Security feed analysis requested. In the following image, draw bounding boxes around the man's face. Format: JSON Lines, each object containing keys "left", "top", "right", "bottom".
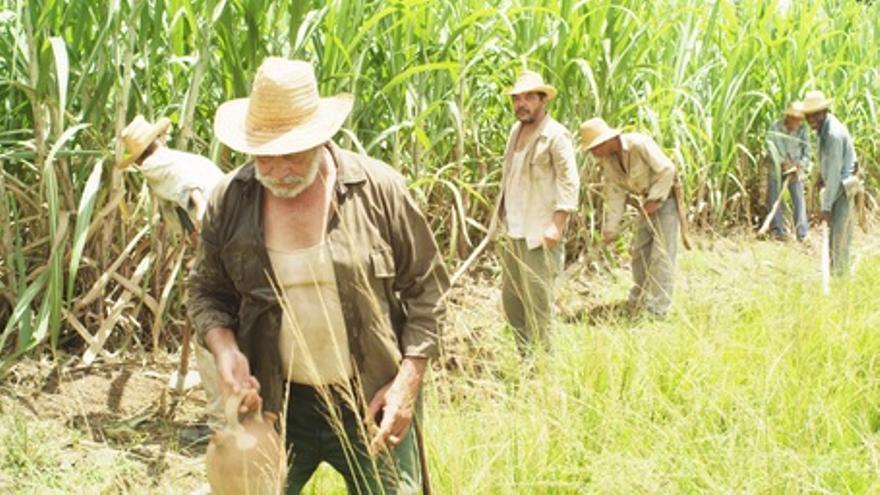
{"left": 254, "top": 146, "right": 322, "bottom": 199}
{"left": 511, "top": 92, "right": 546, "bottom": 123}
{"left": 589, "top": 137, "right": 617, "bottom": 158}
{"left": 783, "top": 115, "right": 803, "bottom": 132}
{"left": 805, "top": 110, "right": 826, "bottom": 131}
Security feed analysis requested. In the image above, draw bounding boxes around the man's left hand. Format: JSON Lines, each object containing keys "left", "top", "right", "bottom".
{"left": 367, "top": 357, "right": 426, "bottom": 453}
{"left": 642, "top": 199, "right": 661, "bottom": 216}
{"left": 819, "top": 211, "right": 831, "bottom": 224}
{"left": 542, "top": 223, "right": 562, "bottom": 250}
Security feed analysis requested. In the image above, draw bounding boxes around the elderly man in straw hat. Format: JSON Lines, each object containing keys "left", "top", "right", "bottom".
{"left": 580, "top": 118, "right": 679, "bottom": 318}
{"left": 765, "top": 102, "right": 812, "bottom": 241}
{"left": 799, "top": 90, "right": 858, "bottom": 276}
{"left": 119, "top": 115, "right": 225, "bottom": 442}
{"left": 187, "top": 57, "right": 448, "bottom": 494}
{"left": 493, "top": 68, "right": 579, "bottom": 354}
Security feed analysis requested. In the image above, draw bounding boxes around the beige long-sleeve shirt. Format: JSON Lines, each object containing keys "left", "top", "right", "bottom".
{"left": 600, "top": 133, "right": 675, "bottom": 236}
{"left": 499, "top": 114, "right": 579, "bottom": 249}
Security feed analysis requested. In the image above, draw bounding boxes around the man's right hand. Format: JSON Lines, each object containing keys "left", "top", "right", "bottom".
{"left": 602, "top": 230, "right": 618, "bottom": 245}
{"left": 206, "top": 327, "right": 261, "bottom": 414}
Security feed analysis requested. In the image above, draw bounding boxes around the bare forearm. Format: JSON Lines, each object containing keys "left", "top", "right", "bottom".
{"left": 204, "top": 326, "right": 238, "bottom": 356}
{"left": 393, "top": 356, "right": 428, "bottom": 400}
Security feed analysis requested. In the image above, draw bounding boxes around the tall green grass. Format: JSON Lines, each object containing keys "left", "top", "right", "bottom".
{"left": 414, "top": 237, "right": 880, "bottom": 494}
{"left": 1, "top": 1, "right": 878, "bottom": 365}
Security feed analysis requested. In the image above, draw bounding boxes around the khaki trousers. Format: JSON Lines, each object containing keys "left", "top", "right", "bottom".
{"left": 629, "top": 197, "right": 678, "bottom": 316}
{"left": 499, "top": 237, "right": 563, "bottom": 353}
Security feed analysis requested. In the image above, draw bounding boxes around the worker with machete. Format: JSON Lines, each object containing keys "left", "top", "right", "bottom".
{"left": 799, "top": 90, "right": 858, "bottom": 278}
{"left": 763, "top": 103, "right": 811, "bottom": 241}
{"left": 580, "top": 117, "right": 687, "bottom": 318}
{"left": 119, "top": 115, "right": 225, "bottom": 444}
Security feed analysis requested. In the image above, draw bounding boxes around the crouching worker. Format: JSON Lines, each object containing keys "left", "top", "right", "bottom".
{"left": 580, "top": 117, "right": 680, "bottom": 318}
{"left": 119, "top": 115, "right": 225, "bottom": 443}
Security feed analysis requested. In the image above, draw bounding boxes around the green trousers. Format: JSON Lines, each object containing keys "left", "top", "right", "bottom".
{"left": 499, "top": 237, "right": 564, "bottom": 353}
{"left": 285, "top": 383, "right": 421, "bottom": 494}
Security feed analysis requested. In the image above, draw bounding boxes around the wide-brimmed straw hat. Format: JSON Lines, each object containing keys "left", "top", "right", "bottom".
{"left": 798, "top": 90, "right": 834, "bottom": 114}
{"left": 783, "top": 102, "right": 804, "bottom": 118}
{"left": 504, "top": 70, "right": 557, "bottom": 101}
{"left": 579, "top": 117, "right": 621, "bottom": 151}
{"left": 214, "top": 57, "right": 353, "bottom": 155}
{"left": 119, "top": 115, "right": 171, "bottom": 167}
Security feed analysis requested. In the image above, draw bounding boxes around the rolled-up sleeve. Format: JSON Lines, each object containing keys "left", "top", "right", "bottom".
{"left": 387, "top": 178, "right": 449, "bottom": 359}
{"left": 186, "top": 182, "right": 240, "bottom": 345}
{"left": 641, "top": 138, "right": 676, "bottom": 202}
{"left": 550, "top": 130, "right": 580, "bottom": 212}
{"left": 141, "top": 163, "right": 192, "bottom": 210}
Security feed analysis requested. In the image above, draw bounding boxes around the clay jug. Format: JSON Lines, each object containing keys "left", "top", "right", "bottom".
{"left": 206, "top": 392, "right": 287, "bottom": 494}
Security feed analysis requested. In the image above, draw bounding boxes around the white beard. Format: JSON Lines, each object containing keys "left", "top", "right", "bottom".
{"left": 255, "top": 153, "right": 321, "bottom": 199}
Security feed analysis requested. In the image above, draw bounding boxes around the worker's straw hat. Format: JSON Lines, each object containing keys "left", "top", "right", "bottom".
{"left": 798, "top": 90, "right": 834, "bottom": 114}
{"left": 119, "top": 115, "right": 171, "bottom": 167}
{"left": 504, "top": 70, "right": 557, "bottom": 101}
{"left": 579, "top": 117, "right": 621, "bottom": 151}
{"left": 214, "top": 57, "right": 353, "bottom": 155}
{"left": 783, "top": 102, "right": 804, "bottom": 118}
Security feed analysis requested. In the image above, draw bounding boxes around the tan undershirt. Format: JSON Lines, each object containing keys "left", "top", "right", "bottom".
{"left": 268, "top": 242, "right": 353, "bottom": 385}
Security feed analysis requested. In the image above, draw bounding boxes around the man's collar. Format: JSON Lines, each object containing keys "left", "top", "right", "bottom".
{"left": 327, "top": 141, "right": 366, "bottom": 188}
{"left": 533, "top": 112, "right": 552, "bottom": 137}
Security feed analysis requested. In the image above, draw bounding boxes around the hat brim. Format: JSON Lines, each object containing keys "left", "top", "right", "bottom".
{"left": 214, "top": 94, "right": 354, "bottom": 155}
{"left": 800, "top": 98, "right": 834, "bottom": 114}
{"left": 580, "top": 128, "right": 621, "bottom": 151}
{"left": 118, "top": 118, "right": 171, "bottom": 168}
{"left": 504, "top": 84, "right": 558, "bottom": 101}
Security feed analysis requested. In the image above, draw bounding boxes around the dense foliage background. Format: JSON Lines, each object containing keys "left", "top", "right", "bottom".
{"left": 1, "top": 0, "right": 878, "bottom": 365}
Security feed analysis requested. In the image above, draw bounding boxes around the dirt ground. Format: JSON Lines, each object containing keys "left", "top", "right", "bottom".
{"left": 0, "top": 275, "right": 518, "bottom": 494}
{"left": 0, "top": 355, "right": 211, "bottom": 493}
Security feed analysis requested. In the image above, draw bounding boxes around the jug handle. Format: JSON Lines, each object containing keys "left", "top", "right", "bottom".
{"left": 224, "top": 389, "right": 264, "bottom": 429}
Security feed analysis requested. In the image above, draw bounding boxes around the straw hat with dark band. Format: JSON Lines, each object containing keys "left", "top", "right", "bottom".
{"left": 798, "top": 90, "right": 834, "bottom": 114}
{"left": 119, "top": 115, "right": 171, "bottom": 167}
{"left": 504, "top": 70, "right": 557, "bottom": 101}
{"left": 783, "top": 102, "right": 804, "bottom": 118}
{"left": 579, "top": 117, "right": 621, "bottom": 151}
{"left": 214, "top": 57, "right": 353, "bottom": 156}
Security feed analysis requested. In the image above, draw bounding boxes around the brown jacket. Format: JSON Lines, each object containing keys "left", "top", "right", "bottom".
{"left": 186, "top": 142, "right": 449, "bottom": 413}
